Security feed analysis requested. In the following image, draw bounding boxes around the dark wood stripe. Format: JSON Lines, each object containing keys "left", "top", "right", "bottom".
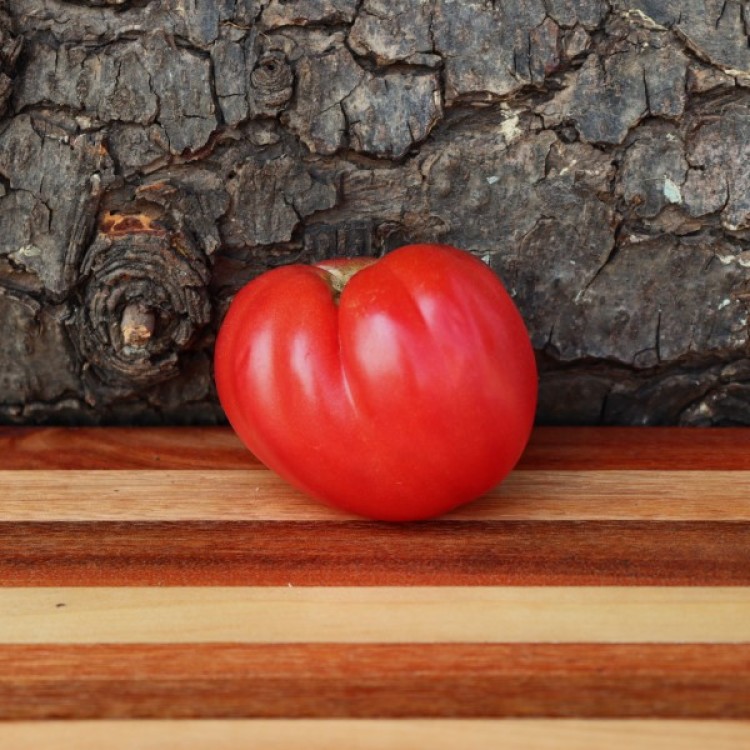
{"left": 2, "top": 521, "right": 748, "bottom": 586}
{"left": 3, "top": 427, "right": 750, "bottom": 470}
{"left": 0, "top": 427, "right": 259, "bottom": 470}
{"left": 1, "top": 643, "right": 748, "bottom": 719}
{"left": 519, "top": 427, "right": 750, "bottom": 471}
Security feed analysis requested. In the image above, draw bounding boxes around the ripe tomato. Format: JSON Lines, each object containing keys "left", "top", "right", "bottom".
{"left": 214, "top": 243, "right": 537, "bottom": 521}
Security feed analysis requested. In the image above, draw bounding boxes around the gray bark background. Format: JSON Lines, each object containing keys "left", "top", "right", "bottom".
{"left": 1, "top": 0, "right": 749, "bottom": 425}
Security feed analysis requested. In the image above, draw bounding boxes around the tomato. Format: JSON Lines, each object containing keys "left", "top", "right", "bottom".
{"left": 214, "top": 243, "right": 537, "bottom": 521}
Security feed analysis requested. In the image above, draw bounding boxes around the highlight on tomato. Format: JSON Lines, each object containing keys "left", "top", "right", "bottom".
{"left": 214, "top": 243, "right": 538, "bottom": 521}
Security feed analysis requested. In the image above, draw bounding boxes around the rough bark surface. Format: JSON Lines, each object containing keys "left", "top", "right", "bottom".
{"left": 2, "top": 0, "right": 750, "bottom": 425}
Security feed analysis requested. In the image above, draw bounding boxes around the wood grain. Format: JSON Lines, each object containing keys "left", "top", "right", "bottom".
{"left": 1, "top": 644, "right": 749, "bottom": 719}
{"left": 3, "top": 469, "right": 750, "bottom": 521}
{"left": 518, "top": 427, "right": 750, "bottom": 471}
{"left": 2, "top": 521, "right": 749, "bottom": 586}
{"left": 3, "top": 426, "right": 750, "bottom": 471}
{"left": 1, "top": 426, "right": 748, "bottom": 736}
{"left": 1, "top": 720, "right": 749, "bottom": 750}
{"left": 1, "top": 587, "right": 749, "bottom": 644}
{"left": 0, "top": 427, "right": 259, "bottom": 470}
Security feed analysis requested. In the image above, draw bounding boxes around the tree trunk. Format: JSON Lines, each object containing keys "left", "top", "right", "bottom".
{"left": 1, "top": 0, "right": 749, "bottom": 425}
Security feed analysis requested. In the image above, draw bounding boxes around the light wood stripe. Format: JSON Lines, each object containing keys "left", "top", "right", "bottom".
{"left": 3, "top": 469, "right": 750, "bottom": 521}
{"left": 1, "top": 720, "right": 749, "bottom": 750}
{"left": 1, "top": 587, "right": 749, "bottom": 644}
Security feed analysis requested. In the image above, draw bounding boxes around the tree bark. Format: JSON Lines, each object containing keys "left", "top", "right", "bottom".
{"left": 1, "top": 0, "right": 750, "bottom": 425}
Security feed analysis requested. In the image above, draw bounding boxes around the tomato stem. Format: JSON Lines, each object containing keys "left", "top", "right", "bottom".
{"left": 316, "top": 257, "right": 377, "bottom": 302}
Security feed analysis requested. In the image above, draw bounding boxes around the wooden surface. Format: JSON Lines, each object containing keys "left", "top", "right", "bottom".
{"left": 1, "top": 427, "right": 749, "bottom": 747}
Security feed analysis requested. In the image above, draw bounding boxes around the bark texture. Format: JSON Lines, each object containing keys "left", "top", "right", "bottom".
{"left": 1, "top": 0, "right": 750, "bottom": 425}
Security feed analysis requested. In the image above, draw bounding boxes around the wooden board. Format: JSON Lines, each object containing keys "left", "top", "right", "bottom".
{"left": 1, "top": 427, "right": 749, "bottom": 748}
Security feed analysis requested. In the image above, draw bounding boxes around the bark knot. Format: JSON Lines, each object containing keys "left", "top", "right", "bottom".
{"left": 71, "top": 186, "right": 212, "bottom": 403}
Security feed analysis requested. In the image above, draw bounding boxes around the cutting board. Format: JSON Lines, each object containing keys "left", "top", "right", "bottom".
{"left": 1, "top": 426, "right": 749, "bottom": 748}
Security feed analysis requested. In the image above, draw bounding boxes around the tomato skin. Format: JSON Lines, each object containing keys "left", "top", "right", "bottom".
{"left": 214, "top": 244, "right": 537, "bottom": 521}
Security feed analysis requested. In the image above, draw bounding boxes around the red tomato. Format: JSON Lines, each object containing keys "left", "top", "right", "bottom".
{"left": 214, "top": 243, "right": 537, "bottom": 521}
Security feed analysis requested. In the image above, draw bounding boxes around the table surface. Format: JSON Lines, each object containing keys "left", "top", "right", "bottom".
{"left": 1, "top": 426, "right": 749, "bottom": 748}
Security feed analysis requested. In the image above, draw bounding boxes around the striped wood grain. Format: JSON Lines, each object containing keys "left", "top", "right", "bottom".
{"left": 1, "top": 427, "right": 749, "bottom": 732}
{"left": 3, "top": 469, "right": 750, "bottom": 521}
{"left": 3, "top": 428, "right": 748, "bottom": 587}
{"left": 1, "top": 644, "right": 749, "bottom": 719}
{"left": 3, "top": 426, "right": 750, "bottom": 470}
{"left": 1, "top": 720, "right": 749, "bottom": 750}
{"left": 2, "top": 587, "right": 749, "bottom": 644}
{"left": 3, "top": 520, "right": 749, "bottom": 586}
